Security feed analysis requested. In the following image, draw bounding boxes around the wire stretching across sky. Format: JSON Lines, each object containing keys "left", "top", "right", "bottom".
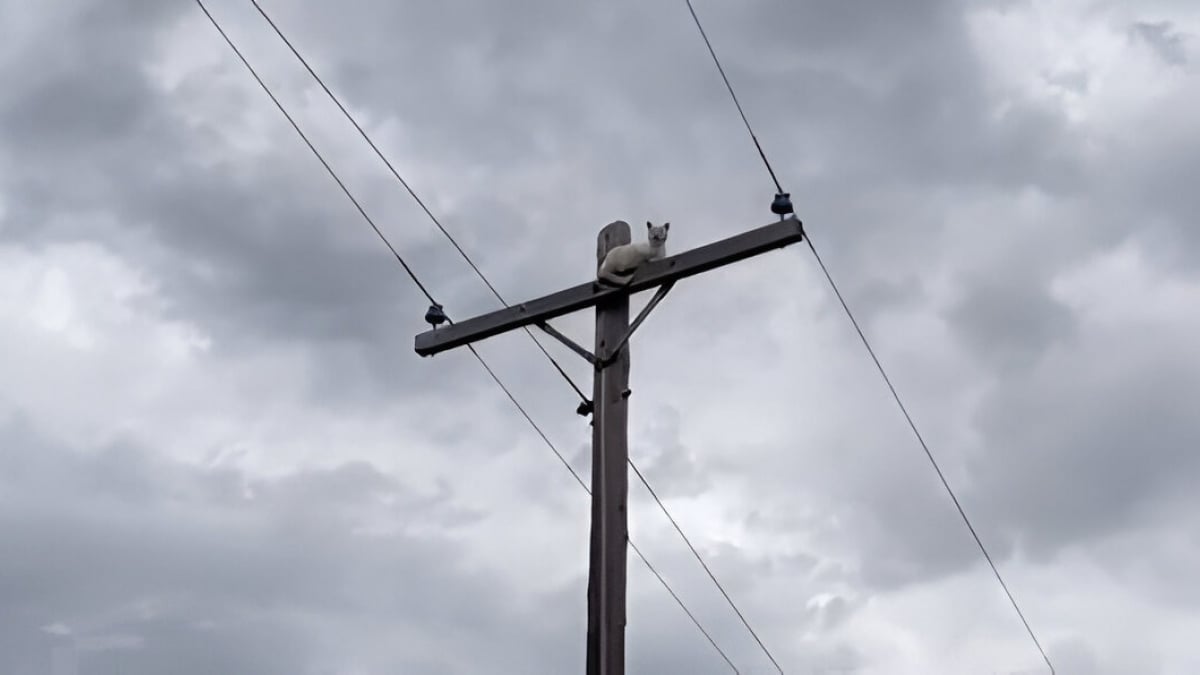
{"left": 245, "top": 3, "right": 778, "bottom": 672}
{"left": 246, "top": 0, "right": 591, "bottom": 407}
{"left": 192, "top": 1, "right": 739, "bottom": 671}
{"left": 684, "top": 0, "right": 783, "bottom": 195}
{"left": 468, "top": 344, "right": 741, "bottom": 674}
{"left": 681, "top": 1, "right": 1056, "bottom": 672}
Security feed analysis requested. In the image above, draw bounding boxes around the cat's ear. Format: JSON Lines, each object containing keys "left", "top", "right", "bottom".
{"left": 646, "top": 221, "right": 652, "bottom": 229}
{"left": 663, "top": 222, "right": 670, "bottom": 231}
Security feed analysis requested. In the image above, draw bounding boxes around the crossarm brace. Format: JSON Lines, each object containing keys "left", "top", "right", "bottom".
{"left": 600, "top": 281, "right": 675, "bottom": 367}
{"left": 537, "top": 321, "right": 598, "bottom": 366}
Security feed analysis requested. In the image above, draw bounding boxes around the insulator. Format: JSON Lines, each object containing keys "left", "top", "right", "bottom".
{"left": 424, "top": 303, "right": 448, "bottom": 328}
{"left": 771, "top": 192, "right": 794, "bottom": 217}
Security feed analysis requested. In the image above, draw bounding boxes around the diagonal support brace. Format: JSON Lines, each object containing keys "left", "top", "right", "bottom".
{"left": 537, "top": 321, "right": 599, "bottom": 367}
{"left": 599, "top": 281, "right": 675, "bottom": 367}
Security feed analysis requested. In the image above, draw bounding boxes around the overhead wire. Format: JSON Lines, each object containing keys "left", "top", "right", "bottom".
{"left": 680, "top": 1, "right": 1055, "bottom": 673}
{"left": 190, "top": 0, "right": 437, "bottom": 307}
{"left": 628, "top": 459, "right": 784, "bottom": 675}
{"left": 684, "top": 0, "right": 783, "bottom": 195}
{"left": 470, "top": 344, "right": 740, "bottom": 673}
{"left": 242, "top": 5, "right": 760, "bottom": 670}
{"left": 247, "top": 0, "right": 589, "bottom": 406}
{"left": 463, "top": 5, "right": 806, "bottom": 670}
{"left": 804, "top": 240, "right": 1055, "bottom": 674}
{"left": 193, "top": 1, "right": 737, "bottom": 670}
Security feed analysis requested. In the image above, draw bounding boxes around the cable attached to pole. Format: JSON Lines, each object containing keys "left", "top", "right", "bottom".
{"left": 471, "top": 345, "right": 739, "bottom": 672}
{"left": 629, "top": 458, "right": 784, "bottom": 674}
{"left": 684, "top": 0, "right": 793, "bottom": 224}
{"left": 193, "top": 0, "right": 438, "bottom": 307}
{"left": 684, "top": 0, "right": 780, "bottom": 194}
{"left": 248, "top": 0, "right": 590, "bottom": 409}
{"left": 681, "top": 2, "right": 1055, "bottom": 672}
{"left": 804, "top": 237, "right": 1055, "bottom": 674}
{"left": 194, "top": 3, "right": 738, "bottom": 669}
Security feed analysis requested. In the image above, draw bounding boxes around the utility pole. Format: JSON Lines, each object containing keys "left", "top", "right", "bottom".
{"left": 588, "top": 221, "right": 631, "bottom": 674}
{"left": 414, "top": 216, "right": 804, "bottom": 674}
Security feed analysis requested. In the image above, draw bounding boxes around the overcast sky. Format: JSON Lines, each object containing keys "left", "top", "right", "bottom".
{"left": 1, "top": 0, "right": 1198, "bottom": 673}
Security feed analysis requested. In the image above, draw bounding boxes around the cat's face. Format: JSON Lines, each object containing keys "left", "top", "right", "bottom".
{"left": 646, "top": 221, "right": 670, "bottom": 246}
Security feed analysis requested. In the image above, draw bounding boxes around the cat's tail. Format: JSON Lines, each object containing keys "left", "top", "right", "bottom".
{"left": 597, "top": 269, "right": 635, "bottom": 287}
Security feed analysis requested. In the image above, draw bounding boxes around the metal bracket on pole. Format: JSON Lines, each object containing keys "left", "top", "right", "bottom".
{"left": 599, "top": 281, "right": 675, "bottom": 368}
{"left": 537, "top": 321, "right": 599, "bottom": 367}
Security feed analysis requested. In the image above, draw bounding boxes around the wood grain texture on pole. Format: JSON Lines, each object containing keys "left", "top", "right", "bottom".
{"left": 586, "top": 220, "right": 631, "bottom": 675}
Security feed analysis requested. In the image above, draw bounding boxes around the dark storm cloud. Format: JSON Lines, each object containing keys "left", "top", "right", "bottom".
{"left": 0, "top": 0, "right": 535, "bottom": 417}
{"left": 0, "top": 416, "right": 826, "bottom": 674}
{"left": 3, "top": 0, "right": 1200, "bottom": 670}
{"left": 1130, "top": 20, "right": 1190, "bottom": 66}
{"left": 1104, "top": 139, "right": 1200, "bottom": 272}
{"left": 0, "top": 0, "right": 1086, "bottom": 369}
{"left": 714, "top": 0, "right": 1087, "bottom": 196}
{"left": 248, "top": 0, "right": 1065, "bottom": 271}
{"left": 0, "top": 417, "right": 599, "bottom": 675}
{"left": 946, "top": 273, "right": 1076, "bottom": 371}
{"left": 0, "top": 416, "right": 479, "bottom": 610}
{"left": 969, "top": 352, "right": 1200, "bottom": 560}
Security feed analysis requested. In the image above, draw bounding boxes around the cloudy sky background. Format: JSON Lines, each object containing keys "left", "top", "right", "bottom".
{"left": 1, "top": 0, "right": 1198, "bottom": 673}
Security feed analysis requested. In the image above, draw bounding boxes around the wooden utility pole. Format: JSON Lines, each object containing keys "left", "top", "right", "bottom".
{"left": 414, "top": 217, "right": 804, "bottom": 674}
{"left": 588, "top": 221, "right": 632, "bottom": 674}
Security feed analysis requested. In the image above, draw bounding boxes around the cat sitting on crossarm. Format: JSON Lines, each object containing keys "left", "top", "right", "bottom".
{"left": 596, "top": 221, "right": 669, "bottom": 286}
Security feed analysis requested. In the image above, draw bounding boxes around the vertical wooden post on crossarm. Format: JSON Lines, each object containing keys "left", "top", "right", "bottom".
{"left": 587, "top": 222, "right": 631, "bottom": 675}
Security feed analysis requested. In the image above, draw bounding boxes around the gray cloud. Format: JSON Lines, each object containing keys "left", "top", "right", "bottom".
{"left": 0, "top": 417, "right": 576, "bottom": 674}
{"left": 970, "top": 353, "right": 1200, "bottom": 559}
{"left": 1131, "top": 20, "right": 1190, "bottom": 66}
{"left": 946, "top": 273, "right": 1076, "bottom": 371}
{"left": 631, "top": 404, "right": 713, "bottom": 499}
{"left": 3, "top": 0, "right": 1200, "bottom": 671}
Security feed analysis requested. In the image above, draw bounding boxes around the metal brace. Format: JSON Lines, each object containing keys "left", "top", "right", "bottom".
{"left": 597, "top": 281, "right": 675, "bottom": 367}
{"left": 536, "top": 321, "right": 598, "bottom": 367}
{"left": 534, "top": 281, "right": 675, "bottom": 369}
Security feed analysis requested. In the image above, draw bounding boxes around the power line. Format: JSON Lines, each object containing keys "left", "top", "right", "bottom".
{"left": 470, "top": 343, "right": 739, "bottom": 673}
{"left": 466, "top": 344, "right": 587, "bottom": 492}
{"left": 683, "top": 0, "right": 783, "bottom": 195}
{"left": 804, "top": 238, "right": 1055, "bottom": 675}
{"left": 680, "top": 2, "right": 1055, "bottom": 672}
{"left": 665, "top": 4, "right": 799, "bottom": 671}
{"left": 193, "top": 2, "right": 737, "bottom": 670}
{"left": 629, "top": 538, "right": 741, "bottom": 674}
{"left": 247, "top": 0, "right": 589, "bottom": 406}
{"left": 629, "top": 459, "right": 785, "bottom": 675}
{"left": 191, "top": 0, "right": 437, "bottom": 307}
{"left": 244, "top": 7, "right": 758, "bottom": 669}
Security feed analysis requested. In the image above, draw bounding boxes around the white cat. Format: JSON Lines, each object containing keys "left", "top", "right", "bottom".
{"left": 597, "top": 221, "right": 669, "bottom": 286}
